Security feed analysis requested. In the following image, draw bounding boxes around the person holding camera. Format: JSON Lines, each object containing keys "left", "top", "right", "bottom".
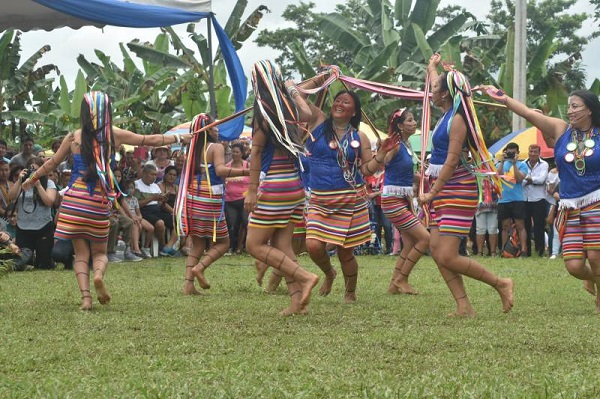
{"left": 7, "top": 156, "right": 58, "bottom": 269}
{"left": 496, "top": 142, "right": 528, "bottom": 257}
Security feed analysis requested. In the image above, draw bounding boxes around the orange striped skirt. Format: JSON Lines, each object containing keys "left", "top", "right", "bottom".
{"left": 428, "top": 166, "right": 478, "bottom": 237}
{"left": 55, "top": 178, "right": 111, "bottom": 242}
{"left": 248, "top": 157, "right": 305, "bottom": 229}
{"left": 306, "top": 185, "right": 370, "bottom": 248}
{"left": 183, "top": 179, "right": 228, "bottom": 240}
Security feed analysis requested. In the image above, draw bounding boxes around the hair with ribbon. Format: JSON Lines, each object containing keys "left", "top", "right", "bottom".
{"left": 439, "top": 69, "right": 502, "bottom": 198}
{"left": 80, "top": 91, "right": 120, "bottom": 201}
{"left": 175, "top": 113, "right": 217, "bottom": 237}
{"left": 251, "top": 60, "right": 303, "bottom": 158}
{"left": 387, "top": 107, "right": 409, "bottom": 135}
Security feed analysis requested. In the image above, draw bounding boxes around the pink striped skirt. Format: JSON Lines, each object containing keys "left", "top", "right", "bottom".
{"left": 561, "top": 201, "right": 600, "bottom": 260}
{"left": 248, "top": 157, "right": 304, "bottom": 229}
{"left": 381, "top": 195, "right": 420, "bottom": 231}
{"left": 55, "top": 178, "right": 111, "bottom": 242}
{"left": 184, "top": 179, "right": 228, "bottom": 240}
{"left": 428, "top": 167, "right": 478, "bottom": 237}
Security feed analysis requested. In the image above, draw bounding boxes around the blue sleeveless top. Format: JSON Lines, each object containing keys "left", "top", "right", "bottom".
{"left": 305, "top": 122, "right": 364, "bottom": 190}
{"left": 69, "top": 153, "right": 110, "bottom": 195}
{"left": 429, "top": 111, "right": 453, "bottom": 166}
{"left": 69, "top": 153, "right": 86, "bottom": 185}
{"left": 555, "top": 126, "right": 600, "bottom": 204}
{"left": 197, "top": 143, "right": 223, "bottom": 186}
{"left": 384, "top": 143, "right": 414, "bottom": 187}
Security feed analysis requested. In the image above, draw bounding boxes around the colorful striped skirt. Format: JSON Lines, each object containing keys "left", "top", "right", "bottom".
{"left": 561, "top": 201, "right": 600, "bottom": 260}
{"left": 183, "top": 179, "right": 227, "bottom": 240}
{"left": 306, "top": 185, "right": 370, "bottom": 248}
{"left": 248, "top": 157, "right": 304, "bottom": 229}
{"left": 429, "top": 166, "right": 478, "bottom": 237}
{"left": 381, "top": 195, "right": 420, "bottom": 231}
{"left": 55, "top": 178, "right": 111, "bottom": 242}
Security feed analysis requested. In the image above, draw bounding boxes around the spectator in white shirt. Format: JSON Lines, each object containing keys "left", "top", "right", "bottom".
{"left": 522, "top": 144, "right": 549, "bottom": 257}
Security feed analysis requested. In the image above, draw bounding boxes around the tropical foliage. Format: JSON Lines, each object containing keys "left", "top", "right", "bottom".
{"left": 1, "top": 1, "right": 268, "bottom": 147}
{"left": 0, "top": 30, "right": 59, "bottom": 143}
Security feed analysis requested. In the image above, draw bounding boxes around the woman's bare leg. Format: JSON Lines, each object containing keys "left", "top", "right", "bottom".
{"left": 392, "top": 224, "right": 429, "bottom": 295}
{"left": 247, "top": 226, "right": 318, "bottom": 311}
{"left": 191, "top": 236, "right": 230, "bottom": 290}
{"left": 338, "top": 246, "right": 358, "bottom": 303}
{"left": 90, "top": 240, "right": 111, "bottom": 305}
{"left": 72, "top": 238, "right": 92, "bottom": 310}
{"left": 306, "top": 238, "right": 337, "bottom": 296}
{"left": 431, "top": 230, "right": 513, "bottom": 314}
{"left": 183, "top": 238, "right": 205, "bottom": 295}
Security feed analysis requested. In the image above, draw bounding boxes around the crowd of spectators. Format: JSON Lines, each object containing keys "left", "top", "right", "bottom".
{"left": 0, "top": 134, "right": 254, "bottom": 270}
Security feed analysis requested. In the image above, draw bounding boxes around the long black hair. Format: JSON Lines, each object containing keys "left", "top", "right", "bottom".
{"left": 251, "top": 60, "right": 303, "bottom": 156}
{"left": 189, "top": 114, "right": 217, "bottom": 175}
{"left": 79, "top": 92, "right": 116, "bottom": 184}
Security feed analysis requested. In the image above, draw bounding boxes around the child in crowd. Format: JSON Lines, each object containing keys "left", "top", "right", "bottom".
{"left": 123, "top": 179, "right": 154, "bottom": 258}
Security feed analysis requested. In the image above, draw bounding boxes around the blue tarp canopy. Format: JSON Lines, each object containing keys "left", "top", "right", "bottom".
{"left": 0, "top": 0, "right": 247, "bottom": 140}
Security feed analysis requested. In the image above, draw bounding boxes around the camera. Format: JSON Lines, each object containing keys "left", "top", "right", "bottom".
{"left": 505, "top": 151, "right": 516, "bottom": 159}
{"left": 21, "top": 166, "right": 35, "bottom": 183}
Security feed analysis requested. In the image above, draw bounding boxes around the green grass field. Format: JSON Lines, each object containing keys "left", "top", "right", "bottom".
{"left": 1, "top": 253, "right": 599, "bottom": 398}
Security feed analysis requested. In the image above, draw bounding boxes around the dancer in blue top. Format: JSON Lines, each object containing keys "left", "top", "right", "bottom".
{"left": 418, "top": 54, "right": 514, "bottom": 316}
{"left": 382, "top": 108, "right": 430, "bottom": 295}
{"left": 298, "top": 73, "right": 399, "bottom": 303}
{"left": 481, "top": 85, "right": 600, "bottom": 312}
{"left": 23, "top": 92, "right": 191, "bottom": 310}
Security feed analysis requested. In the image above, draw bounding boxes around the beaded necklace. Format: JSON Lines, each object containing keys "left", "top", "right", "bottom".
{"left": 565, "top": 126, "right": 597, "bottom": 176}
{"left": 329, "top": 125, "right": 360, "bottom": 187}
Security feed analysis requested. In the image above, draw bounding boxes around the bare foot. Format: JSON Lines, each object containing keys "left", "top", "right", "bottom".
{"left": 183, "top": 280, "right": 201, "bottom": 296}
{"left": 80, "top": 291, "right": 92, "bottom": 311}
{"left": 299, "top": 273, "right": 319, "bottom": 306}
{"left": 596, "top": 297, "right": 600, "bottom": 314}
{"left": 264, "top": 273, "right": 282, "bottom": 293}
{"left": 447, "top": 310, "right": 476, "bottom": 318}
{"left": 279, "top": 303, "right": 309, "bottom": 316}
{"left": 192, "top": 265, "right": 211, "bottom": 290}
{"left": 583, "top": 280, "right": 596, "bottom": 296}
{"left": 255, "top": 261, "right": 268, "bottom": 286}
{"left": 319, "top": 268, "right": 337, "bottom": 296}
{"left": 393, "top": 277, "right": 418, "bottom": 295}
{"left": 93, "top": 275, "right": 111, "bottom": 305}
{"left": 387, "top": 281, "right": 400, "bottom": 294}
{"left": 495, "top": 278, "right": 514, "bottom": 313}
{"left": 343, "top": 291, "right": 357, "bottom": 304}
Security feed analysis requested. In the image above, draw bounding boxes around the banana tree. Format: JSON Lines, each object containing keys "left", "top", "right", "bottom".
{"left": 127, "top": 2, "right": 269, "bottom": 126}
{"left": 282, "top": 0, "right": 477, "bottom": 128}
{"left": 0, "top": 29, "right": 59, "bottom": 142}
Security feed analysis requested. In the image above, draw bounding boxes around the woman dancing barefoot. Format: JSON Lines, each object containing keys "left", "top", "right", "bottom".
{"left": 23, "top": 92, "right": 189, "bottom": 310}
{"left": 418, "top": 54, "right": 513, "bottom": 316}
{"left": 481, "top": 85, "right": 600, "bottom": 313}
{"left": 298, "top": 74, "right": 399, "bottom": 303}
{"left": 179, "top": 114, "right": 249, "bottom": 295}
{"left": 244, "top": 60, "right": 319, "bottom": 316}
{"left": 382, "top": 108, "right": 430, "bottom": 295}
